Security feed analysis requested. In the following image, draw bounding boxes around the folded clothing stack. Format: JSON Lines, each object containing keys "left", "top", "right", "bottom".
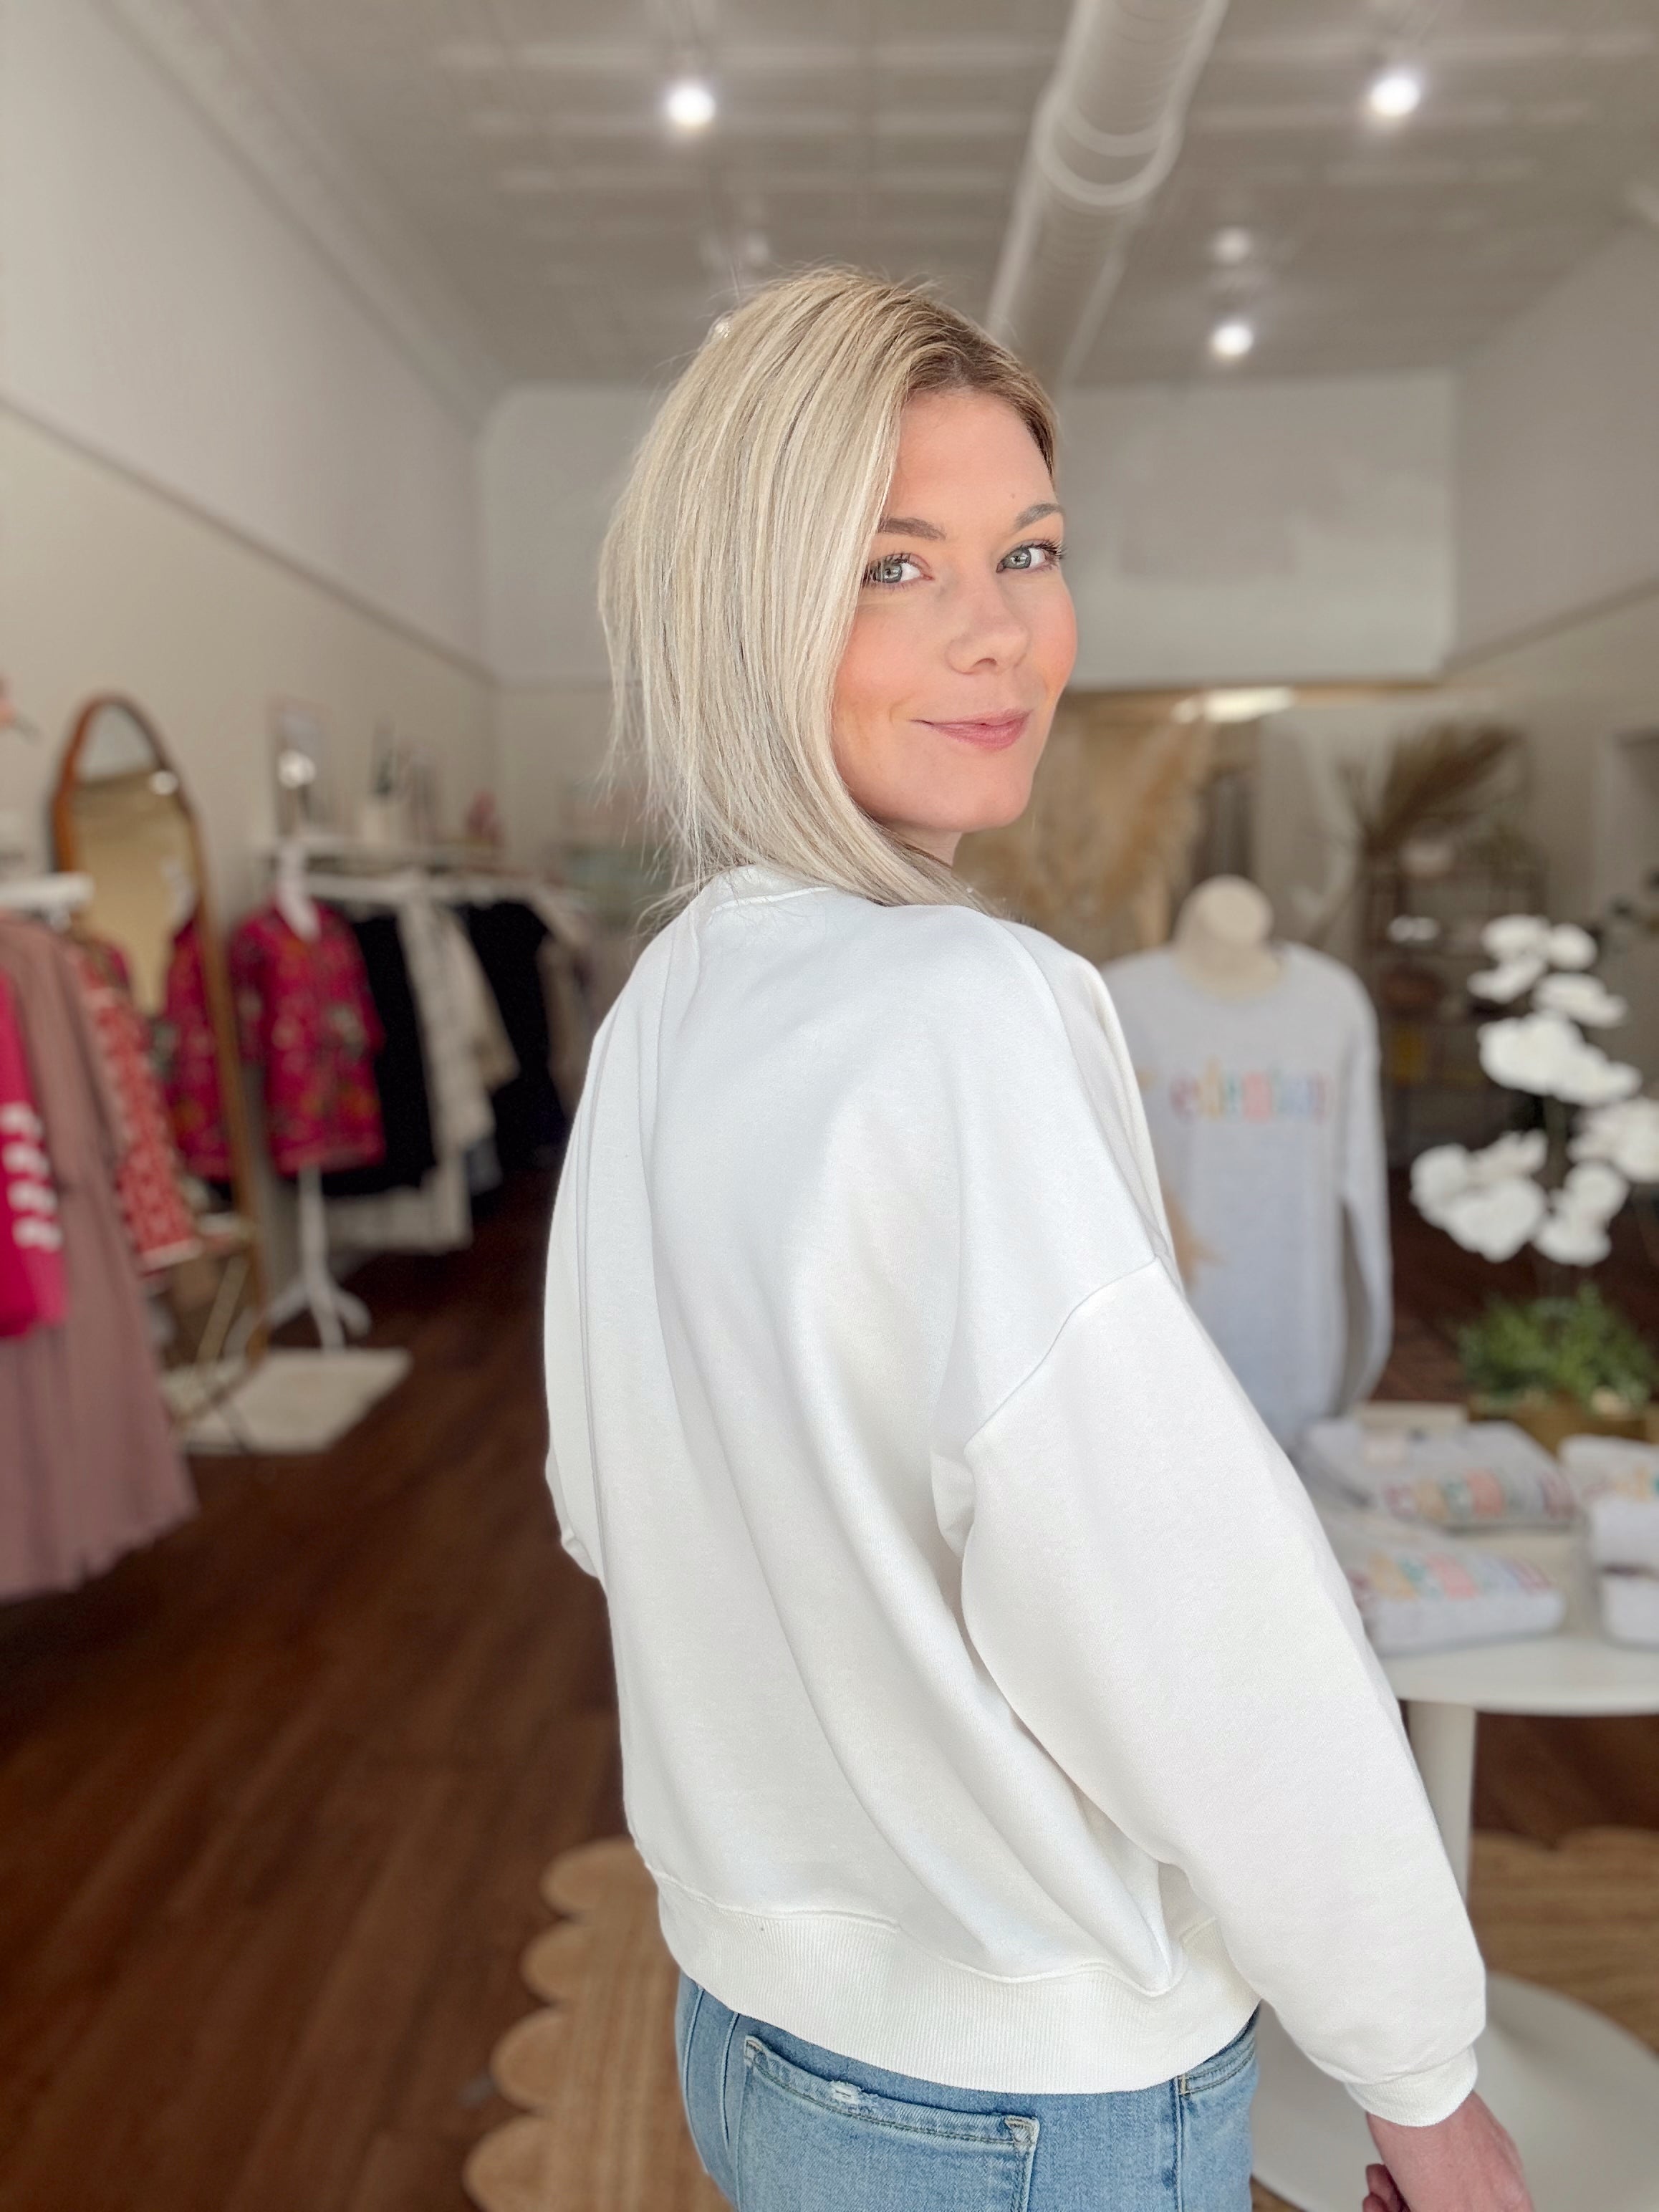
{"left": 1316, "top": 1505, "right": 1564, "bottom": 1657}
{"left": 1299, "top": 1418, "right": 1577, "bottom": 1530}
{"left": 1560, "top": 1436, "right": 1659, "bottom": 1648}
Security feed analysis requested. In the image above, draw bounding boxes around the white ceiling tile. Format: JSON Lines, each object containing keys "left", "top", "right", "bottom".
{"left": 225, "top": 0, "right": 1659, "bottom": 383}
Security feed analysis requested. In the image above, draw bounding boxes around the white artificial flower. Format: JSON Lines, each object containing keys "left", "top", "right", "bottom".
{"left": 1410, "top": 1132, "right": 1548, "bottom": 1234}
{"left": 1534, "top": 1204, "right": 1612, "bottom": 1266}
{"left": 1468, "top": 955, "right": 1546, "bottom": 1004}
{"left": 1410, "top": 1145, "right": 1473, "bottom": 1225}
{"left": 1443, "top": 1177, "right": 1548, "bottom": 1261}
{"left": 1534, "top": 971, "right": 1627, "bottom": 1026}
{"left": 1572, "top": 1096, "right": 1659, "bottom": 1183}
{"left": 1478, "top": 1011, "right": 1576, "bottom": 1092}
{"left": 1543, "top": 922, "right": 1597, "bottom": 971}
{"left": 1478, "top": 1011, "right": 1641, "bottom": 1105}
{"left": 1560, "top": 1160, "right": 1629, "bottom": 1223}
{"left": 1481, "top": 914, "right": 1549, "bottom": 962}
{"left": 1471, "top": 1130, "right": 1548, "bottom": 1183}
{"left": 1559, "top": 1053, "right": 1644, "bottom": 1107}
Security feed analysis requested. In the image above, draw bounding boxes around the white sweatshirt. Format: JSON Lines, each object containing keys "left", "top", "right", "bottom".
{"left": 1102, "top": 945, "right": 1392, "bottom": 1447}
{"left": 544, "top": 866, "right": 1484, "bottom": 2122}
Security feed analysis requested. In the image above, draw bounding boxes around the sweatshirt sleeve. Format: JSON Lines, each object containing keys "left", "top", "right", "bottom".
{"left": 543, "top": 1153, "right": 602, "bottom": 1578}
{"left": 957, "top": 1254, "right": 1484, "bottom": 2124}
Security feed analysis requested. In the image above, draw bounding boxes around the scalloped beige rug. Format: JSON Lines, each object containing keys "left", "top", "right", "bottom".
{"left": 463, "top": 1829, "right": 1659, "bottom": 2212}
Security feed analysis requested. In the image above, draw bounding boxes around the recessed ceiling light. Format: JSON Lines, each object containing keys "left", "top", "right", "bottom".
{"left": 1211, "top": 226, "right": 1254, "bottom": 266}
{"left": 1367, "top": 65, "right": 1424, "bottom": 120}
{"left": 664, "top": 77, "right": 716, "bottom": 132}
{"left": 1209, "top": 317, "right": 1254, "bottom": 361}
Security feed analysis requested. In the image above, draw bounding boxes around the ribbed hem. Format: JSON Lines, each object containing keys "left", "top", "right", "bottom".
{"left": 653, "top": 1871, "right": 1260, "bottom": 2096}
{"left": 1346, "top": 2047, "right": 1478, "bottom": 2128}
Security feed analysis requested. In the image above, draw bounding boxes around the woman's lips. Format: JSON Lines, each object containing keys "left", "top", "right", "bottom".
{"left": 917, "top": 711, "right": 1030, "bottom": 751}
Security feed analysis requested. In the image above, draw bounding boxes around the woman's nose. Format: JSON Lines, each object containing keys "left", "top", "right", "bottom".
{"left": 943, "top": 578, "right": 1029, "bottom": 672}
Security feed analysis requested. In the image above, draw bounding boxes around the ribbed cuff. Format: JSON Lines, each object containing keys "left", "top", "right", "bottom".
{"left": 1346, "top": 2046, "right": 1478, "bottom": 2127}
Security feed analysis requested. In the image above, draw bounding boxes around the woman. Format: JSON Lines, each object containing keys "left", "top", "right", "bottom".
{"left": 544, "top": 270, "right": 1531, "bottom": 2212}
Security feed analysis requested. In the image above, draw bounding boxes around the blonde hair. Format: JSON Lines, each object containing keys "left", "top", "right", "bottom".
{"left": 599, "top": 268, "right": 1057, "bottom": 910}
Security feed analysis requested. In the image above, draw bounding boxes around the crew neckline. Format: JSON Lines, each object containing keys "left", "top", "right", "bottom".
{"left": 1148, "top": 938, "right": 1302, "bottom": 1011}
{"left": 714, "top": 865, "right": 832, "bottom": 908}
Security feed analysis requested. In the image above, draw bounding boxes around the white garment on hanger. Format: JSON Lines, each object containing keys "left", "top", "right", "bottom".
{"left": 324, "top": 890, "right": 493, "bottom": 1256}
{"left": 398, "top": 895, "right": 493, "bottom": 1158}
{"left": 1101, "top": 943, "right": 1391, "bottom": 1447}
{"left": 436, "top": 908, "right": 518, "bottom": 1095}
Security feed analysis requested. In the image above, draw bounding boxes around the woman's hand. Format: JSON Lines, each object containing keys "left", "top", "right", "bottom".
{"left": 1364, "top": 2092, "right": 1533, "bottom": 2212}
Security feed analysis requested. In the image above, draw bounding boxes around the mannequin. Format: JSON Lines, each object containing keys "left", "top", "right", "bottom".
{"left": 1171, "top": 876, "right": 1281, "bottom": 999}
{"left": 1102, "top": 883, "right": 1392, "bottom": 1446}
{"left": 257, "top": 842, "right": 368, "bottom": 1348}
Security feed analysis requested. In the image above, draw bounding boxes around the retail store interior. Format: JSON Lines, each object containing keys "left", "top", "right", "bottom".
{"left": 1, "top": 1, "right": 1658, "bottom": 2208}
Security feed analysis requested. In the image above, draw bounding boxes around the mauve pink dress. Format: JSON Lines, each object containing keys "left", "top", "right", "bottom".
{"left": 0, "top": 917, "right": 194, "bottom": 1600}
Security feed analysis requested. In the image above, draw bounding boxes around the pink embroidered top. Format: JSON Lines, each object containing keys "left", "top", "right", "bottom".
{"left": 69, "top": 937, "right": 203, "bottom": 1276}
{"left": 0, "top": 968, "right": 67, "bottom": 1337}
{"left": 229, "top": 905, "right": 385, "bottom": 1175}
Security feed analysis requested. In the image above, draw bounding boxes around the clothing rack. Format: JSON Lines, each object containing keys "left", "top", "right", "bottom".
{"left": 301, "top": 865, "right": 555, "bottom": 912}
{"left": 0, "top": 873, "right": 94, "bottom": 927}
{"left": 256, "top": 852, "right": 555, "bottom": 1349}
{"left": 256, "top": 850, "right": 582, "bottom": 1347}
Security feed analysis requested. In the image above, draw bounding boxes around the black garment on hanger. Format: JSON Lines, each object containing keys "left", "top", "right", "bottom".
{"left": 462, "top": 901, "right": 567, "bottom": 1173}
{"left": 320, "top": 913, "right": 436, "bottom": 1197}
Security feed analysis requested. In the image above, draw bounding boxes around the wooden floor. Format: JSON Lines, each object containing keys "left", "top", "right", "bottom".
{"left": 0, "top": 1170, "right": 1654, "bottom": 2208}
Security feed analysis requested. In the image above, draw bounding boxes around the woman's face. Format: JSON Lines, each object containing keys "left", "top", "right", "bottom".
{"left": 831, "top": 389, "right": 1077, "bottom": 865}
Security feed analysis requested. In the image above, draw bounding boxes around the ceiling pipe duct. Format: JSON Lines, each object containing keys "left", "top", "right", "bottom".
{"left": 989, "top": 0, "right": 1234, "bottom": 388}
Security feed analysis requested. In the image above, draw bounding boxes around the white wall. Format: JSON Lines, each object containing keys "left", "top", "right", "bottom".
{"left": 0, "top": 410, "right": 494, "bottom": 921}
{"left": 478, "top": 368, "right": 1456, "bottom": 846}
{"left": 0, "top": 0, "right": 483, "bottom": 663}
{"left": 1448, "top": 229, "right": 1659, "bottom": 1082}
{"left": 1061, "top": 375, "right": 1453, "bottom": 686}
{"left": 1456, "top": 226, "right": 1659, "bottom": 660}
{"left": 482, "top": 388, "right": 658, "bottom": 684}
{"left": 480, "top": 371, "right": 1454, "bottom": 691}
{"left": 479, "top": 386, "right": 658, "bottom": 845}
{"left": 1455, "top": 585, "right": 1659, "bottom": 1082}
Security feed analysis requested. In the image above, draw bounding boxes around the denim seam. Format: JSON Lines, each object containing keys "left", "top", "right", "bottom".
{"left": 718, "top": 2003, "right": 742, "bottom": 2158}
{"left": 744, "top": 2037, "right": 1035, "bottom": 2155}
{"left": 679, "top": 1981, "right": 705, "bottom": 2120}
{"left": 1170, "top": 2076, "right": 1186, "bottom": 2212}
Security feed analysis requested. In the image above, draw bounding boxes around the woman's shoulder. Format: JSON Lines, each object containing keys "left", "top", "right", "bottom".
{"left": 816, "top": 897, "right": 1106, "bottom": 1047}
{"left": 655, "top": 871, "right": 1123, "bottom": 1080}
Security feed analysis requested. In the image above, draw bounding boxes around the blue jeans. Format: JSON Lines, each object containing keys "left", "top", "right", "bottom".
{"left": 675, "top": 1974, "right": 1258, "bottom": 2211}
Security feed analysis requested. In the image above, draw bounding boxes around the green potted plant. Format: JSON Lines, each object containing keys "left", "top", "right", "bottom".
{"left": 1457, "top": 1287, "right": 1657, "bottom": 1453}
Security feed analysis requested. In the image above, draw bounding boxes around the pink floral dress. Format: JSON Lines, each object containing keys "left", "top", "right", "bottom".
{"left": 229, "top": 906, "right": 386, "bottom": 1175}
{"left": 68, "top": 937, "right": 203, "bottom": 1275}
{"left": 153, "top": 919, "right": 233, "bottom": 1180}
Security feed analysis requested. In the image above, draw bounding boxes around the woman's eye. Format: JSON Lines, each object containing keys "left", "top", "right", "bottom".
{"left": 863, "top": 552, "right": 924, "bottom": 587}
{"left": 1000, "top": 539, "right": 1065, "bottom": 572}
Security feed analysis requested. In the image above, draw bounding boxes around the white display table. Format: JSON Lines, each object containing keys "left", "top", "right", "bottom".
{"left": 1253, "top": 1529, "right": 1659, "bottom": 2212}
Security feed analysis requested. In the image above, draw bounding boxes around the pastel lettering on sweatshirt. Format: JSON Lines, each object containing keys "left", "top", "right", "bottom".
{"left": 1166, "top": 1059, "right": 1330, "bottom": 1122}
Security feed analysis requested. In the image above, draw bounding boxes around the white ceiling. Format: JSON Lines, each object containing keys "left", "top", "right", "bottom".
{"left": 213, "top": 0, "right": 1659, "bottom": 387}
{"left": 1079, "top": 0, "right": 1659, "bottom": 382}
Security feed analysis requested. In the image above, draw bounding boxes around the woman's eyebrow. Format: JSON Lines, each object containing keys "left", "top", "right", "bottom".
{"left": 874, "top": 501, "right": 1063, "bottom": 539}
{"left": 875, "top": 513, "right": 946, "bottom": 539}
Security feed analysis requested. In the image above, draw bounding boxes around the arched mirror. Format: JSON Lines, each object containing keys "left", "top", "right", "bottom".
{"left": 53, "top": 696, "right": 266, "bottom": 1388}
